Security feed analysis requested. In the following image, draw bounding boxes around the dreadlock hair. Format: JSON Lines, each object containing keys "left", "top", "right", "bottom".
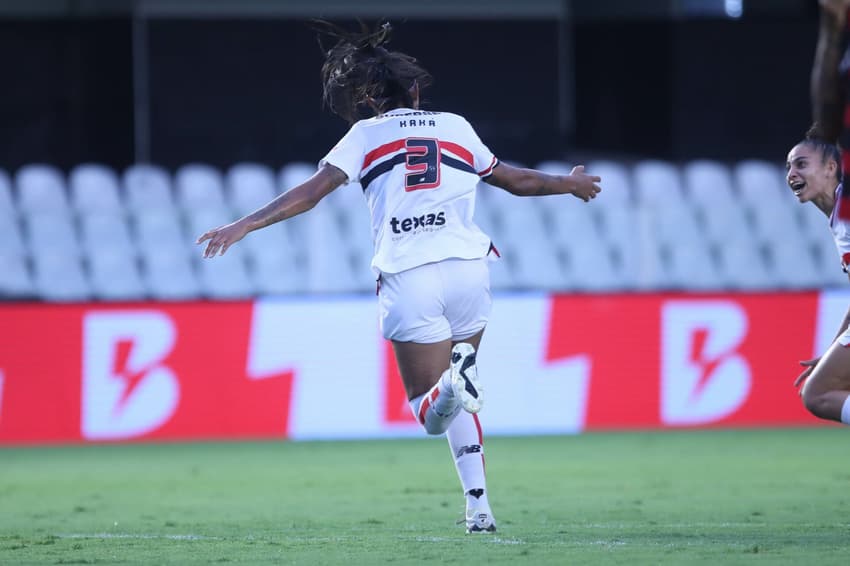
{"left": 801, "top": 123, "right": 843, "bottom": 183}
{"left": 314, "top": 20, "right": 433, "bottom": 124}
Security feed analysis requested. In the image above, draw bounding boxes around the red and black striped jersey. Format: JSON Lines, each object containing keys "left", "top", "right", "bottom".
{"left": 830, "top": 183, "right": 850, "bottom": 271}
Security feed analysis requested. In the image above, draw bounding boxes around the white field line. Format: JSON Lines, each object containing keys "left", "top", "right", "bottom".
{"left": 56, "top": 533, "right": 221, "bottom": 541}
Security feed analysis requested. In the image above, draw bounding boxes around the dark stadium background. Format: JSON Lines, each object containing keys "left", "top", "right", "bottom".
{"left": 0, "top": 0, "right": 820, "bottom": 173}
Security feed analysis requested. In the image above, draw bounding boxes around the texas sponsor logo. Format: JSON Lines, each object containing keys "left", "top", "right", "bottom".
{"left": 389, "top": 210, "right": 446, "bottom": 238}
{"left": 660, "top": 300, "right": 751, "bottom": 426}
{"left": 82, "top": 311, "right": 180, "bottom": 440}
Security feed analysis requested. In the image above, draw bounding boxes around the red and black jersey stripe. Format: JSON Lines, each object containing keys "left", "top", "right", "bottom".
{"left": 360, "top": 139, "right": 492, "bottom": 190}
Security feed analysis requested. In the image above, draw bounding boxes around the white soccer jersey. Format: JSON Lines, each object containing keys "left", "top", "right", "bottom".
{"left": 830, "top": 183, "right": 850, "bottom": 272}
{"left": 319, "top": 108, "right": 498, "bottom": 275}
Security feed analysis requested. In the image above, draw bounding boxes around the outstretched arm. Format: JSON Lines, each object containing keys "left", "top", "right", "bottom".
{"left": 812, "top": 0, "right": 850, "bottom": 142}
{"left": 197, "top": 163, "right": 348, "bottom": 258}
{"left": 483, "top": 162, "right": 601, "bottom": 202}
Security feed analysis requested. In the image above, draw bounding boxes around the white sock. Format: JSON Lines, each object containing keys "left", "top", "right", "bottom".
{"left": 840, "top": 395, "right": 850, "bottom": 425}
{"left": 409, "top": 370, "right": 460, "bottom": 435}
{"left": 446, "top": 410, "right": 490, "bottom": 510}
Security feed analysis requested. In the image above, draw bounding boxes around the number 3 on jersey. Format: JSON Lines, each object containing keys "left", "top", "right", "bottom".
{"left": 404, "top": 138, "right": 441, "bottom": 191}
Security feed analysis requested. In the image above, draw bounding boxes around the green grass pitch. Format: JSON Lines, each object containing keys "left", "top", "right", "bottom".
{"left": 1, "top": 428, "right": 848, "bottom": 565}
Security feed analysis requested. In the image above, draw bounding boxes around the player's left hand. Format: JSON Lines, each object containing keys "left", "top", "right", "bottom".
{"left": 568, "top": 165, "right": 602, "bottom": 202}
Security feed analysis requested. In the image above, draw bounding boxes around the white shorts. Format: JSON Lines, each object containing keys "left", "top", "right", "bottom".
{"left": 378, "top": 257, "right": 492, "bottom": 343}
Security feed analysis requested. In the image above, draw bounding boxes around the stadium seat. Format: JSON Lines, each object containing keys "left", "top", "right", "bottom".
{"left": 682, "top": 159, "right": 737, "bottom": 211}
{"left": 142, "top": 248, "right": 202, "bottom": 300}
{"left": 764, "top": 239, "right": 824, "bottom": 290}
{"left": 15, "top": 163, "right": 70, "bottom": 214}
{"left": 632, "top": 159, "right": 685, "bottom": 206}
{"left": 88, "top": 249, "right": 147, "bottom": 301}
{"left": 185, "top": 206, "right": 237, "bottom": 244}
{"left": 0, "top": 250, "right": 33, "bottom": 299}
{"left": 748, "top": 198, "right": 804, "bottom": 244}
{"left": 0, "top": 168, "right": 14, "bottom": 217}
{"left": 195, "top": 246, "right": 256, "bottom": 299}
{"left": 547, "top": 199, "right": 602, "bottom": 248}
{"left": 535, "top": 160, "right": 573, "bottom": 176}
{"left": 24, "top": 212, "right": 82, "bottom": 258}
{"left": 487, "top": 258, "right": 516, "bottom": 291}
{"left": 279, "top": 162, "right": 316, "bottom": 193}
{"left": 226, "top": 162, "right": 278, "bottom": 216}
{"left": 123, "top": 164, "right": 175, "bottom": 214}
{"left": 499, "top": 240, "right": 567, "bottom": 291}
{"left": 584, "top": 159, "right": 633, "bottom": 207}
{"left": 175, "top": 163, "right": 228, "bottom": 212}
{"left": 249, "top": 248, "right": 307, "bottom": 295}
{"left": 298, "top": 207, "right": 364, "bottom": 294}
{"left": 69, "top": 163, "right": 124, "bottom": 216}
{"left": 811, "top": 234, "right": 850, "bottom": 288}
{"left": 698, "top": 202, "right": 753, "bottom": 247}
{"left": 796, "top": 201, "right": 830, "bottom": 241}
{"left": 563, "top": 238, "right": 622, "bottom": 292}
{"left": 324, "top": 179, "right": 368, "bottom": 213}
{"left": 0, "top": 210, "right": 27, "bottom": 258}
{"left": 241, "top": 221, "right": 297, "bottom": 265}
{"left": 80, "top": 213, "right": 137, "bottom": 258}
{"left": 32, "top": 252, "right": 91, "bottom": 302}
{"left": 733, "top": 159, "right": 787, "bottom": 208}
{"left": 482, "top": 185, "right": 549, "bottom": 246}
{"left": 134, "top": 208, "right": 189, "bottom": 257}
{"left": 715, "top": 239, "right": 772, "bottom": 290}
{"left": 650, "top": 202, "right": 703, "bottom": 249}
{"left": 665, "top": 241, "right": 723, "bottom": 291}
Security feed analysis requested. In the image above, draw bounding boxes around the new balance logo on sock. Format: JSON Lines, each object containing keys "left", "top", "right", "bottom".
{"left": 456, "top": 444, "right": 482, "bottom": 458}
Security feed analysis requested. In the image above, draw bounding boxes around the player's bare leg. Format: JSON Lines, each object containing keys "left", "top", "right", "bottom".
{"left": 800, "top": 340, "right": 850, "bottom": 423}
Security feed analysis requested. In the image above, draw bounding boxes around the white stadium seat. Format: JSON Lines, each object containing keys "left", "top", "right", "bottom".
{"left": 584, "top": 160, "right": 633, "bottom": 207}
{"left": 25, "top": 212, "right": 81, "bottom": 258}
{"left": 175, "top": 163, "right": 228, "bottom": 212}
{"left": 88, "top": 249, "right": 147, "bottom": 301}
{"left": 124, "top": 164, "right": 175, "bottom": 214}
{"left": 0, "top": 168, "right": 14, "bottom": 217}
{"left": 196, "top": 247, "right": 256, "bottom": 299}
{"left": 32, "top": 252, "right": 91, "bottom": 302}
{"left": 69, "top": 163, "right": 124, "bottom": 216}
{"left": 715, "top": 239, "right": 772, "bottom": 290}
{"left": 15, "top": 163, "right": 70, "bottom": 214}
{"left": 633, "top": 159, "right": 685, "bottom": 206}
{"left": 80, "top": 213, "right": 136, "bottom": 257}
{"left": 0, "top": 210, "right": 27, "bottom": 258}
{"left": 278, "top": 162, "right": 316, "bottom": 193}
{"left": 142, "top": 247, "right": 201, "bottom": 300}
{"left": 0, "top": 250, "right": 33, "bottom": 298}
{"left": 665, "top": 241, "right": 723, "bottom": 291}
{"left": 733, "top": 159, "right": 787, "bottom": 208}
{"left": 683, "top": 159, "right": 737, "bottom": 211}
{"left": 226, "top": 162, "right": 278, "bottom": 216}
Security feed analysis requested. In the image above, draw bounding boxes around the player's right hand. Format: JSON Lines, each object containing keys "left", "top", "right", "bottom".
{"left": 794, "top": 357, "right": 820, "bottom": 393}
{"left": 196, "top": 219, "right": 250, "bottom": 258}
{"left": 569, "top": 165, "right": 602, "bottom": 202}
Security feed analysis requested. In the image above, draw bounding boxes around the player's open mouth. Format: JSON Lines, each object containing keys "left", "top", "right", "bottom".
{"left": 790, "top": 181, "right": 805, "bottom": 196}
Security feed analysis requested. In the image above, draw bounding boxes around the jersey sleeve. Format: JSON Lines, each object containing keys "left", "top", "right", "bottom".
{"left": 461, "top": 118, "right": 499, "bottom": 178}
{"left": 318, "top": 124, "right": 367, "bottom": 184}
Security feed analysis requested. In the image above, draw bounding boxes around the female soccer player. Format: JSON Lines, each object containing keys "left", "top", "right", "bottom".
{"left": 197, "top": 22, "right": 601, "bottom": 533}
{"left": 786, "top": 130, "right": 850, "bottom": 425}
